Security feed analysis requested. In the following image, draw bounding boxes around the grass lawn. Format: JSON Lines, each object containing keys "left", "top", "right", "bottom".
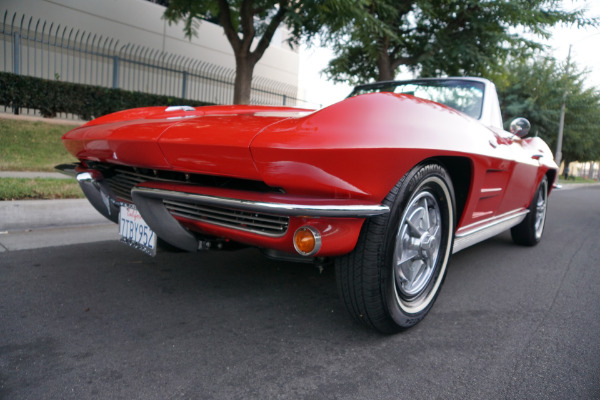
{"left": 0, "top": 118, "right": 79, "bottom": 171}
{"left": 0, "top": 177, "right": 84, "bottom": 200}
{"left": 0, "top": 117, "right": 83, "bottom": 199}
{"left": 558, "top": 176, "right": 597, "bottom": 184}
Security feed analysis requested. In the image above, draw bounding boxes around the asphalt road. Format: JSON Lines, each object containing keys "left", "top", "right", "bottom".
{"left": 1, "top": 186, "right": 599, "bottom": 400}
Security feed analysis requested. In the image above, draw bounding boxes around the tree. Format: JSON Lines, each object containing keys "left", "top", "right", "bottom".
{"left": 164, "top": 0, "right": 316, "bottom": 104}
{"left": 494, "top": 57, "right": 600, "bottom": 166}
{"left": 318, "top": 0, "right": 595, "bottom": 85}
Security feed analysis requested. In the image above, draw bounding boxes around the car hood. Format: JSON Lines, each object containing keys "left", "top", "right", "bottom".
{"left": 62, "top": 105, "right": 314, "bottom": 179}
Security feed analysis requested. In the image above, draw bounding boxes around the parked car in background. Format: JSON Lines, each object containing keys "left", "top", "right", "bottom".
{"left": 57, "top": 77, "right": 557, "bottom": 333}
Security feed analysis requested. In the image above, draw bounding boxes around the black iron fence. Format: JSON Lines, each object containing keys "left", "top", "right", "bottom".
{"left": 1, "top": 10, "right": 317, "bottom": 118}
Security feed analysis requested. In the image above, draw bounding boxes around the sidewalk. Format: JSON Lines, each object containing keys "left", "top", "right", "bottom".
{"left": 553, "top": 182, "right": 599, "bottom": 190}
{"left": 0, "top": 198, "right": 109, "bottom": 231}
{"left": 0, "top": 199, "right": 116, "bottom": 252}
{"left": 0, "top": 170, "right": 104, "bottom": 232}
{"left": 0, "top": 171, "right": 71, "bottom": 179}
{"left": 0, "top": 169, "right": 116, "bottom": 250}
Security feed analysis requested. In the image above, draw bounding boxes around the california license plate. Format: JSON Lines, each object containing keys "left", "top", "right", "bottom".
{"left": 118, "top": 204, "right": 157, "bottom": 256}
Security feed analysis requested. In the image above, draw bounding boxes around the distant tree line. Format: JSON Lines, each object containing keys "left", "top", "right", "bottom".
{"left": 494, "top": 58, "right": 600, "bottom": 165}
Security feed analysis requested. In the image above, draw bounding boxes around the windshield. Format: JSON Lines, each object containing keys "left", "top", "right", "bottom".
{"left": 349, "top": 79, "right": 485, "bottom": 120}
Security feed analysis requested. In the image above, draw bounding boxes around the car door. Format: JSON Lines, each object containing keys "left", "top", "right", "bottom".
{"left": 489, "top": 127, "right": 541, "bottom": 214}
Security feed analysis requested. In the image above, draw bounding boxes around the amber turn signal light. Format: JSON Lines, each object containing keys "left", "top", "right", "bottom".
{"left": 293, "top": 226, "right": 321, "bottom": 256}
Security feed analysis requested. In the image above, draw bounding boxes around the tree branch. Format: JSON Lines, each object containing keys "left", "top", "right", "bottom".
{"left": 251, "top": 2, "right": 288, "bottom": 62}
{"left": 218, "top": 0, "right": 241, "bottom": 52}
{"left": 240, "top": 0, "right": 256, "bottom": 39}
{"left": 390, "top": 56, "right": 418, "bottom": 71}
{"left": 389, "top": 44, "right": 419, "bottom": 70}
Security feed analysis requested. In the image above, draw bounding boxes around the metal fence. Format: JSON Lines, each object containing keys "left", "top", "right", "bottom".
{"left": 1, "top": 10, "right": 317, "bottom": 118}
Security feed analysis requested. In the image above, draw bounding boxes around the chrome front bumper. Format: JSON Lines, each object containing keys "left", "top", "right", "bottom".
{"left": 56, "top": 163, "right": 120, "bottom": 224}
{"left": 56, "top": 163, "right": 390, "bottom": 254}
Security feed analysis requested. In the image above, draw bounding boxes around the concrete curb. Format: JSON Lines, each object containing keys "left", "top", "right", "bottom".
{"left": 0, "top": 171, "right": 72, "bottom": 179}
{"left": 0, "top": 199, "right": 110, "bottom": 231}
{"left": 555, "top": 183, "right": 600, "bottom": 190}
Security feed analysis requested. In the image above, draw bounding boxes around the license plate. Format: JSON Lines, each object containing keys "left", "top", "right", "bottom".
{"left": 118, "top": 205, "right": 157, "bottom": 256}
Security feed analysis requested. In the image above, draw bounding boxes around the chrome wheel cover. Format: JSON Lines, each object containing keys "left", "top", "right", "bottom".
{"left": 534, "top": 179, "right": 548, "bottom": 239}
{"left": 393, "top": 191, "right": 442, "bottom": 302}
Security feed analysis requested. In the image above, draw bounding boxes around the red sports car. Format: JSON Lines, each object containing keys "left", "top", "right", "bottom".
{"left": 57, "top": 77, "right": 558, "bottom": 333}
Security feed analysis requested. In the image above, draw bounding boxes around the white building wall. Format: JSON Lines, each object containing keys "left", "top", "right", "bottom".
{"left": 2, "top": 0, "right": 299, "bottom": 88}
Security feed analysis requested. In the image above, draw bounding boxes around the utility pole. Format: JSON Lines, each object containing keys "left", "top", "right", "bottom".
{"left": 555, "top": 45, "right": 571, "bottom": 168}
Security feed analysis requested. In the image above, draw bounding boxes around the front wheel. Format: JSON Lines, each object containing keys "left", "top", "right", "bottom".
{"left": 335, "top": 163, "right": 455, "bottom": 333}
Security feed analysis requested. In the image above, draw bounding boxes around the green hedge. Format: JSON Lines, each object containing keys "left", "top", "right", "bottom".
{"left": 0, "top": 72, "right": 213, "bottom": 120}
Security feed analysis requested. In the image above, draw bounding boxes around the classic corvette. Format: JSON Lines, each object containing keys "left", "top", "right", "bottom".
{"left": 57, "top": 77, "right": 558, "bottom": 333}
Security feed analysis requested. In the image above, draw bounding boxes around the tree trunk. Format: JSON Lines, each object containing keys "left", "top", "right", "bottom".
{"left": 233, "top": 55, "right": 255, "bottom": 105}
{"left": 562, "top": 159, "right": 569, "bottom": 179}
{"left": 377, "top": 46, "right": 394, "bottom": 82}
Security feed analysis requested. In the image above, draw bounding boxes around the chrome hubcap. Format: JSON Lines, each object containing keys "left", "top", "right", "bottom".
{"left": 394, "top": 192, "right": 442, "bottom": 298}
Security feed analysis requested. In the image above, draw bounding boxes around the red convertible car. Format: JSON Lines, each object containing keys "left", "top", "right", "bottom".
{"left": 57, "top": 77, "right": 557, "bottom": 333}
